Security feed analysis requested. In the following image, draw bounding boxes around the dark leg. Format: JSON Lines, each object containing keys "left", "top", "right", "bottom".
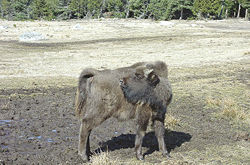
{"left": 78, "top": 120, "right": 92, "bottom": 162}
{"left": 154, "top": 120, "right": 170, "bottom": 157}
{"left": 135, "top": 109, "right": 150, "bottom": 160}
{"left": 135, "top": 124, "right": 147, "bottom": 160}
{"left": 86, "top": 130, "right": 91, "bottom": 157}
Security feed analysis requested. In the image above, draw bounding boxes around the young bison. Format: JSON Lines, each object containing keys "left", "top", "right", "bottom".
{"left": 75, "top": 61, "right": 172, "bottom": 161}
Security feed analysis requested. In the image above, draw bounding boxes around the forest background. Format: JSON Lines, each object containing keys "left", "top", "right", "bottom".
{"left": 0, "top": 0, "right": 249, "bottom": 21}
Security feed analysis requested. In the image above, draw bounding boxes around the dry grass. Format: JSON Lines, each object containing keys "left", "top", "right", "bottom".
{"left": 89, "top": 151, "right": 119, "bottom": 165}
{"left": 205, "top": 97, "right": 247, "bottom": 121}
{"left": 221, "top": 98, "right": 245, "bottom": 120}
{"left": 164, "top": 114, "right": 180, "bottom": 129}
{"left": 0, "top": 77, "right": 77, "bottom": 90}
{"left": 243, "top": 51, "right": 250, "bottom": 56}
{"left": 174, "top": 141, "right": 250, "bottom": 164}
{"left": 206, "top": 96, "right": 221, "bottom": 108}
{"left": 1, "top": 101, "right": 10, "bottom": 110}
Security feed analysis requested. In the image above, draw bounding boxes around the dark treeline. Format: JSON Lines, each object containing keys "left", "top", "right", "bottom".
{"left": 0, "top": 0, "right": 249, "bottom": 21}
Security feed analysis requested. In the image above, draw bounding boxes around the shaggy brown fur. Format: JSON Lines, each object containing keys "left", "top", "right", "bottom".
{"left": 120, "top": 70, "right": 168, "bottom": 122}
{"left": 75, "top": 61, "right": 172, "bottom": 161}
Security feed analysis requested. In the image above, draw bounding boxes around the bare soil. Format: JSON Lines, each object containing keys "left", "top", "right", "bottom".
{"left": 0, "top": 19, "right": 249, "bottom": 164}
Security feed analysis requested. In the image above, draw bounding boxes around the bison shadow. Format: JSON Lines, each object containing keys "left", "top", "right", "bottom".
{"left": 95, "top": 130, "right": 192, "bottom": 156}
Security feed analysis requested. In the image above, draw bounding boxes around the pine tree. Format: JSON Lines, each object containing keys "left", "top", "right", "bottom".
{"left": 1, "top": 0, "right": 11, "bottom": 19}
{"left": 69, "top": 0, "right": 87, "bottom": 18}
{"left": 193, "top": 0, "right": 221, "bottom": 19}
{"left": 32, "top": 0, "right": 47, "bottom": 19}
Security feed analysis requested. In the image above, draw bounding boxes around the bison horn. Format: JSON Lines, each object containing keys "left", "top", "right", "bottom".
{"left": 143, "top": 69, "right": 154, "bottom": 78}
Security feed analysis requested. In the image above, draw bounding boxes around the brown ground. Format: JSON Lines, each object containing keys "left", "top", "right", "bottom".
{"left": 0, "top": 19, "right": 249, "bottom": 164}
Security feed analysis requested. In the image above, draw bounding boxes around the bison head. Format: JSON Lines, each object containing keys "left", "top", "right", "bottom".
{"left": 119, "top": 68, "right": 160, "bottom": 105}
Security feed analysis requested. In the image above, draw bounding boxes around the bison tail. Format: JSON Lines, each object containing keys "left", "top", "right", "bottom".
{"left": 75, "top": 68, "right": 98, "bottom": 117}
{"left": 75, "top": 88, "right": 84, "bottom": 117}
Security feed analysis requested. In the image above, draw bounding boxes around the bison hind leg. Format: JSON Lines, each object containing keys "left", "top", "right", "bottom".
{"left": 78, "top": 120, "right": 92, "bottom": 162}
{"left": 154, "top": 120, "right": 170, "bottom": 158}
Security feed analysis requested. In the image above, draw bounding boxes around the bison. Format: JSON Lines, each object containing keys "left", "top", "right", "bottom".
{"left": 75, "top": 61, "right": 172, "bottom": 161}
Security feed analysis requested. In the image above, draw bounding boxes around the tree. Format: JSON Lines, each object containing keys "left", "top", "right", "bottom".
{"left": 86, "top": 0, "right": 103, "bottom": 18}
{"left": 0, "top": 0, "right": 245, "bottom": 20}
{"left": 31, "top": 0, "right": 47, "bottom": 19}
{"left": 129, "top": 0, "right": 150, "bottom": 19}
{"left": 240, "top": 0, "right": 250, "bottom": 19}
{"left": 193, "top": 0, "right": 222, "bottom": 19}
{"left": 55, "top": 0, "right": 71, "bottom": 20}
{"left": 0, "top": 0, "right": 3, "bottom": 17}
{"left": 235, "top": 0, "right": 249, "bottom": 18}
{"left": 237, "top": 0, "right": 241, "bottom": 18}
{"left": 106, "top": 0, "right": 126, "bottom": 18}
{"left": 176, "top": 0, "right": 194, "bottom": 20}
{"left": 147, "top": 0, "right": 169, "bottom": 20}
{"left": 224, "top": 0, "right": 237, "bottom": 18}
{"left": 164, "top": 0, "right": 194, "bottom": 20}
{"left": 1, "top": 0, "right": 11, "bottom": 19}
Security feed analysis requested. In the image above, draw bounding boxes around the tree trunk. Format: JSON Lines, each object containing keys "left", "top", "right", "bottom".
{"left": 237, "top": 3, "right": 241, "bottom": 18}
{"left": 180, "top": 8, "right": 183, "bottom": 20}
{"left": 225, "top": 9, "right": 228, "bottom": 19}
{"left": 0, "top": 5, "right": 3, "bottom": 18}
{"left": 218, "top": 4, "right": 224, "bottom": 19}
{"left": 245, "top": 8, "right": 248, "bottom": 20}
{"left": 99, "top": 0, "right": 106, "bottom": 18}
{"left": 125, "top": 0, "right": 130, "bottom": 18}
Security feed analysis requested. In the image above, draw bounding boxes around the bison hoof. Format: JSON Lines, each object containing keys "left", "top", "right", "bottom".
{"left": 136, "top": 155, "right": 144, "bottom": 161}
{"left": 79, "top": 153, "right": 89, "bottom": 162}
{"left": 163, "top": 152, "right": 171, "bottom": 158}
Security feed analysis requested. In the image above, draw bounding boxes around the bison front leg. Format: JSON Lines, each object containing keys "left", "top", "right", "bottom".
{"left": 154, "top": 120, "right": 170, "bottom": 158}
{"left": 135, "top": 124, "right": 147, "bottom": 160}
{"left": 135, "top": 109, "right": 150, "bottom": 160}
{"left": 78, "top": 121, "right": 92, "bottom": 162}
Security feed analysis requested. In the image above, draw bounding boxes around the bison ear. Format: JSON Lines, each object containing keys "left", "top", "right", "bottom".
{"left": 144, "top": 69, "right": 160, "bottom": 87}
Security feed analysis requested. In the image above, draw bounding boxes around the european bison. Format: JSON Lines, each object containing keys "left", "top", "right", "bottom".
{"left": 75, "top": 61, "right": 172, "bottom": 161}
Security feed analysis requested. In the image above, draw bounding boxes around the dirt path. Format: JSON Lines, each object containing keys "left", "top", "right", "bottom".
{"left": 0, "top": 19, "right": 250, "bottom": 164}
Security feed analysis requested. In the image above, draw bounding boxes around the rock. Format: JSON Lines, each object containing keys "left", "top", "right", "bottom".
{"left": 0, "top": 26, "right": 8, "bottom": 30}
{"left": 19, "top": 31, "right": 46, "bottom": 42}
{"left": 159, "top": 21, "right": 175, "bottom": 27}
{"left": 72, "top": 24, "right": 83, "bottom": 30}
